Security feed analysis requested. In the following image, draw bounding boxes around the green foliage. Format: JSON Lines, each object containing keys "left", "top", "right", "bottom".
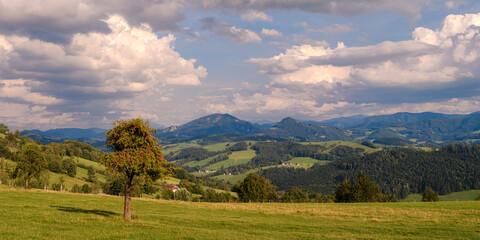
{"left": 334, "top": 179, "right": 353, "bottom": 203}
{"left": 227, "top": 142, "right": 247, "bottom": 151}
{"left": 282, "top": 187, "right": 308, "bottom": 203}
{"left": 422, "top": 187, "right": 439, "bottom": 202}
{"left": 13, "top": 143, "right": 47, "bottom": 189}
{"left": 175, "top": 188, "right": 192, "bottom": 201}
{"left": 101, "top": 118, "right": 169, "bottom": 182}
{"left": 0, "top": 123, "right": 9, "bottom": 134}
{"left": 262, "top": 143, "right": 480, "bottom": 196}
{"left": 236, "top": 173, "right": 277, "bottom": 202}
{"left": 82, "top": 184, "right": 92, "bottom": 194}
{"left": 476, "top": 193, "right": 480, "bottom": 201}
{"left": 62, "top": 158, "right": 77, "bottom": 177}
{"left": 161, "top": 188, "right": 174, "bottom": 200}
{"left": 334, "top": 173, "right": 397, "bottom": 203}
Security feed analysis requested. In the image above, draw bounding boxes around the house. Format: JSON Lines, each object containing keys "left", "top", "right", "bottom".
{"left": 163, "top": 184, "right": 178, "bottom": 193}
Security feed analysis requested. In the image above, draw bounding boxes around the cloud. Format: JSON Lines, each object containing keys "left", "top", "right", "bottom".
{"left": 200, "top": 17, "right": 262, "bottom": 43}
{"left": 300, "top": 22, "right": 354, "bottom": 34}
{"left": 317, "top": 24, "right": 355, "bottom": 34}
{"left": 261, "top": 28, "right": 283, "bottom": 37}
{"left": 0, "top": 15, "right": 207, "bottom": 130}
{"left": 0, "top": 0, "right": 186, "bottom": 42}
{"left": 192, "top": 0, "right": 425, "bottom": 20}
{"left": 445, "top": 0, "right": 468, "bottom": 9}
{"left": 225, "top": 12, "right": 480, "bottom": 120}
{"left": 241, "top": 10, "right": 272, "bottom": 22}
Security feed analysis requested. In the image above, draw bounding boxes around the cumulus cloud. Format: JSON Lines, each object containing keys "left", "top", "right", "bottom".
{"left": 0, "top": 15, "right": 207, "bottom": 129}
{"left": 230, "top": 12, "right": 480, "bottom": 120}
{"left": 200, "top": 17, "right": 262, "bottom": 43}
{"left": 261, "top": 28, "right": 283, "bottom": 37}
{"left": 0, "top": 0, "right": 186, "bottom": 41}
{"left": 241, "top": 10, "right": 273, "bottom": 22}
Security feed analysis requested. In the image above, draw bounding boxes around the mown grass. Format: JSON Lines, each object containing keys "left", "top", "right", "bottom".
{"left": 0, "top": 185, "right": 479, "bottom": 239}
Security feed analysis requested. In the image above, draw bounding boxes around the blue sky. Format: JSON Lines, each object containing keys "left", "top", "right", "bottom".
{"left": 0, "top": 0, "right": 480, "bottom": 130}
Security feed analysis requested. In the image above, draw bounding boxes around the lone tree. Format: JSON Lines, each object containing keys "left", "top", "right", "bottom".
{"left": 422, "top": 187, "right": 439, "bottom": 202}
{"left": 101, "top": 118, "right": 170, "bottom": 220}
{"left": 13, "top": 143, "right": 47, "bottom": 189}
{"left": 236, "top": 173, "right": 277, "bottom": 202}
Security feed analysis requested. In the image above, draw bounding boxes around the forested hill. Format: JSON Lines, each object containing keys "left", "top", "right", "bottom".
{"left": 260, "top": 143, "right": 480, "bottom": 198}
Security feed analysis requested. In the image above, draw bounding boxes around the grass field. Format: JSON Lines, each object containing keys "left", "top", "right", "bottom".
{"left": 401, "top": 190, "right": 480, "bottom": 202}
{"left": 0, "top": 185, "right": 479, "bottom": 239}
{"left": 206, "top": 149, "right": 256, "bottom": 170}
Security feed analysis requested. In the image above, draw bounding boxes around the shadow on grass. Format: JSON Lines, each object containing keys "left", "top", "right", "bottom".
{"left": 51, "top": 206, "right": 120, "bottom": 217}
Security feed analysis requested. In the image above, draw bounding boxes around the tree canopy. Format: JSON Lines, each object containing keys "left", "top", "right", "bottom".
{"left": 236, "top": 173, "right": 277, "bottom": 202}
{"left": 13, "top": 143, "right": 47, "bottom": 189}
{"left": 101, "top": 118, "right": 170, "bottom": 220}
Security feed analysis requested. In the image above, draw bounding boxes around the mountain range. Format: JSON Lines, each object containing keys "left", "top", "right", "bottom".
{"left": 20, "top": 111, "right": 480, "bottom": 146}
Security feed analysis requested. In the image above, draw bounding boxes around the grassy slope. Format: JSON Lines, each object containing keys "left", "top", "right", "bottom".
{"left": 0, "top": 185, "right": 479, "bottom": 239}
{"left": 401, "top": 190, "right": 480, "bottom": 202}
{"left": 206, "top": 149, "right": 256, "bottom": 170}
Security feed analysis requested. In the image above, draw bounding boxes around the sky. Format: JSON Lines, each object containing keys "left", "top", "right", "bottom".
{"left": 1, "top": 0, "right": 480, "bottom": 130}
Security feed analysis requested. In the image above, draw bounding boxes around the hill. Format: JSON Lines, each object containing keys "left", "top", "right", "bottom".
{"left": 261, "top": 117, "right": 362, "bottom": 141}
{"left": 260, "top": 143, "right": 480, "bottom": 197}
{"left": 1, "top": 186, "right": 479, "bottom": 239}
{"left": 161, "top": 113, "right": 258, "bottom": 138}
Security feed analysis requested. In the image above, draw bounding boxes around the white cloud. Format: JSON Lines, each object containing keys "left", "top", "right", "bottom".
{"left": 200, "top": 17, "right": 262, "bottom": 43}
{"left": 241, "top": 10, "right": 272, "bottom": 22}
{"left": 0, "top": 15, "right": 207, "bottom": 130}
{"left": 226, "top": 12, "right": 480, "bottom": 120}
{"left": 261, "top": 28, "right": 283, "bottom": 37}
{"left": 0, "top": 0, "right": 186, "bottom": 41}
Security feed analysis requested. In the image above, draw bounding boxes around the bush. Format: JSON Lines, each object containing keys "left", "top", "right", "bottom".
{"left": 82, "top": 184, "right": 92, "bottom": 194}
{"left": 175, "top": 188, "right": 192, "bottom": 201}
{"left": 71, "top": 184, "right": 82, "bottom": 193}
{"left": 236, "top": 173, "right": 277, "bottom": 202}
{"left": 422, "top": 187, "right": 439, "bottom": 202}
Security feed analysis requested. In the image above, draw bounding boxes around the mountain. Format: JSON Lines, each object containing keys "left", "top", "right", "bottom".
{"left": 349, "top": 112, "right": 462, "bottom": 129}
{"left": 35, "top": 128, "right": 107, "bottom": 140}
{"left": 261, "top": 117, "right": 362, "bottom": 141}
{"left": 20, "top": 128, "right": 107, "bottom": 146}
{"left": 160, "top": 114, "right": 258, "bottom": 138}
{"left": 307, "top": 115, "right": 367, "bottom": 128}
{"left": 387, "top": 115, "right": 480, "bottom": 142}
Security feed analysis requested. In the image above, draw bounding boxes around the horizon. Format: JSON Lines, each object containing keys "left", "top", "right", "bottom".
{"left": 1, "top": 1, "right": 480, "bottom": 130}
{"left": 17, "top": 110, "right": 480, "bottom": 131}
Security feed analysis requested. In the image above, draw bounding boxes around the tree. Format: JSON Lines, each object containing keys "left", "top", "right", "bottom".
{"left": 334, "top": 179, "right": 353, "bottom": 203}
{"left": 236, "top": 173, "right": 277, "bottom": 202}
{"left": 0, "top": 123, "right": 9, "bottom": 134}
{"left": 351, "top": 172, "right": 383, "bottom": 202}
{"left": 13, "top": 143, "right": 47, "bottom": 189}
{"left": 175, "top": 188, "right": 192, "bottom": 201}
{"left": 422, "top": 187, "right": 439, "bottom": 202}
{"left": 62, "top": 158, "right": 77, "bottom": 177}
{"left": 283, "top": 187, "right": 308, "bottom": 203}
{"left": 101, "top": 118, "right": 170, "bottom": 220}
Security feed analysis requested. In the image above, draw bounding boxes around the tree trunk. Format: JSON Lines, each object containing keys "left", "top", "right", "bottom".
{"left": 124, "top": 178, "right": 132, "bottom": 220}
{"left": 25, "top": 175, "right": 30, "bottom": 190}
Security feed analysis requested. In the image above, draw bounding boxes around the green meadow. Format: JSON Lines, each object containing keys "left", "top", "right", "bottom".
{"left": 1, "top": 185, "right": 479, "bottom": 239}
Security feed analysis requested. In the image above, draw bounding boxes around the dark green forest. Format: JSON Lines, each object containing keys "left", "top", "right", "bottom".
{"left": 260, "top": 143, "right": 480, "bottom": 198}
